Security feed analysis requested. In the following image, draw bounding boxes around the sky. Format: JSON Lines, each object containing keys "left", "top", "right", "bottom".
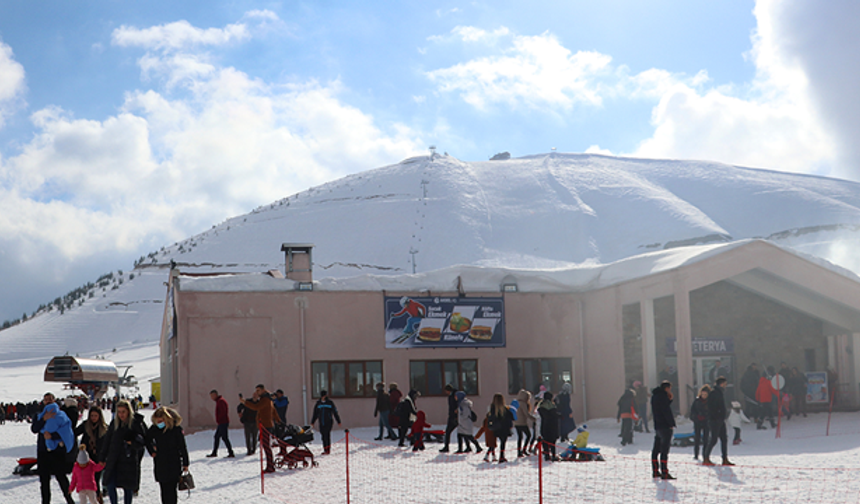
{"left": 0, "top": 0, "right": 859, "bottom": 323}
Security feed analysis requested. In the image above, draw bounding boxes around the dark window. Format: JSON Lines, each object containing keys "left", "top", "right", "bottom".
{"left": 507, "top": 358, "right": 572, "bottom": 395}
{"left": 311, "top": 361, "right": 382, "bottom": 398}
{"left": 410, "top": 360, "right": 478, "bottom": 396}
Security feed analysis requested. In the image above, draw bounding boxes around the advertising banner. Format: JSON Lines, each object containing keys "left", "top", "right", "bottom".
{"left": 384, "top": 296, "right": 505, "bottom": 348}
{"left": 806, "top": 371, "right": 829, "bottom": 404}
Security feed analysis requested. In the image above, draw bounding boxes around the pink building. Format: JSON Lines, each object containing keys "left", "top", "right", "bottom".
{"left": 160, "top": 240, "right": 860, "bottom": 430}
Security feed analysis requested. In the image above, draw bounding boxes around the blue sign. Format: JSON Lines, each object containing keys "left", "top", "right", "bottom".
{"left": 384, "top": 296, "right": 505, "bottom": 348}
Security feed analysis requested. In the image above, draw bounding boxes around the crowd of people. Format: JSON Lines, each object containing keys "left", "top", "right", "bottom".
{"left": 367, "top": 381, "right": 577, "bottom": 463}
{"left": 617, "top": 360, "right": 824, "bottom": 480}
{"left": 16, "top": 391, "right": 186, "bottom": 504}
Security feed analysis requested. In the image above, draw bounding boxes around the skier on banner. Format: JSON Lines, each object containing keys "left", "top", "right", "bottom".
{"left": 389, "top": 297, "right": 427, "bottom": 340}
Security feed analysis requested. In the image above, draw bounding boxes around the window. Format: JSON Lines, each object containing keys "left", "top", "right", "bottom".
{"left": 507, "top": 358, "right": 572, "bottom": 395}
{"left": 410, "top": 360, "right": 478, "bottom": 396}
{"left": 311, "top": 361, "right": 382, "bottom": 398}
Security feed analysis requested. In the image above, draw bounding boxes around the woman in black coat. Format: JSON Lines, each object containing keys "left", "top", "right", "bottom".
{"left": 75, "top": 406, "right": 108, "bottom": 496}
{"left": 99, "top": 399, "right": 146, "bottom": 504}
{"left": 146, "top": 407, "right": 189, "bottom": 504}
{"left": 555, "top": 383, "right": 576, "bottom": 442}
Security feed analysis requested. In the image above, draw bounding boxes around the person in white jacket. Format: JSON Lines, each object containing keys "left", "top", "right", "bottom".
{"left": 727, "top": 401, "right": 751, "bottom": 445}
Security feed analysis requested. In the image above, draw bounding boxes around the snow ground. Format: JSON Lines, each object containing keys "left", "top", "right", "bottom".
{"left": 3, "top": 412, "right": 860, "bottom": 504}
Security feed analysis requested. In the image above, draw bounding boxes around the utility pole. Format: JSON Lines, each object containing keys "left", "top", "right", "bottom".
{"left": 420, "top": 179, "right": 430, "bottom": 198}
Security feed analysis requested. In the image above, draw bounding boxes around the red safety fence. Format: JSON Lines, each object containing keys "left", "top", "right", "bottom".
{"left": 259, "top": 430, "right": 860, "bottom": 504}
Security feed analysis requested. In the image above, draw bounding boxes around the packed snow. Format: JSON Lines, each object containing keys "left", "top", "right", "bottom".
{"left": 3, "top": 411, "right": 860, "bottom": 503}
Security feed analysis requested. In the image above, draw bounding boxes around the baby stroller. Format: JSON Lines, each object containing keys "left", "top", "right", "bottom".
{"left": 273, "top": 424, "right": 317, "bottom": 469}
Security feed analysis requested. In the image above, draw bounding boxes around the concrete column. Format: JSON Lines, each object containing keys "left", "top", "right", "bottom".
{"left": 674, "top": 281, "right": 694, "bottom": 414}
{"left": 641, "top": 298, "right": 658, "bottom": 389}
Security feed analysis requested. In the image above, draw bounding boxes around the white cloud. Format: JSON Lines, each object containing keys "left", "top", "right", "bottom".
{"left": 752, "top": 0, "right": 860, "bottom": 178}
{"left": 428, "top": 15, "right": 847, "bottom": 177}
{"left": 0, "top": 17, "right": 423, "bottom": 268}
{"left": 427, "top": 31, "right": 612, "bottom": 111}
{"left": 631, "top": 0, "right": 839, "bottom": 175}
{"left": 112, "top": 20, "right": 250, "bottom": 51}
{"left": 0, "top": 40, "right": 26, "bottom": 128}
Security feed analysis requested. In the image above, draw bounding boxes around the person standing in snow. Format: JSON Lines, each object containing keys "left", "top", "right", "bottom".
{"left": 487, "top": 393, "right": 514, "bottom": 463}
{"left": 633, "top": 381, "right": 650, "bottom": 433}
{"left": 727, "top": 401, "right": 751, "bottom": 445}
{"left": 397, "top": 389, "right": 418, "bottom": 447}
{"left": 409, "top": 410, "right": 431, "bottom": 452}
{"left": 388, "top": 383, "right": 402, "bottom": 436}
{"left": 33, "top": 393, "right": 77, "bottom": 504}
{"left": 556, "top": 383, "right": 576, "bottom": 442}
{"left": 311, "top": 390, "right": 341, "bottom": 454}
{"left": 538, "top": 392, "right": 560, "bottom": 461}
{"left": 273, "top": 389, "right": 289, "bottom": 426}
{"left": 513, "top": 389, "right": 536, "bottom": 457}
{"left": 689, "top": 385, "right": 710, "bottom": 460}
{"left": 100, "top": 399, "right": 147, "bottom": 504}
{"left": 145, "top": 407, "right": 189, "bottom": 504}
{"left": 75, "top": 405, "right": 108, "bottom": 500}
{"left": 454, "top": 391, "right": 482, "bottom": 453}
{"left": 206, "top": 390, "right": 234, "bottom": 458}
{"left": 439, "top": 384, "right": 459, "bottom": 453}
{"left": 702, "top": 377, "right": 733, "bottom": 467}
{"left": 650, "top": 380, "right": 676, "bottom": 480}
{"left": 616, "top": 388, "right": 636, "bottom": 446}
{"left": 755, "top": 371, "right": 777, "bottom": 429}
{"left": 238, "top": 384, "right": 280, "bottom": 473}
{"left": 373, "top": 382, "right": 396, "bottom": 441}
{"left": 236, "top": 393, "right": 258, "bottom": 455}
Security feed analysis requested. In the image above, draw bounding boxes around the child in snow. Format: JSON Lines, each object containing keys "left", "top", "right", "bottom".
{"left": 561, "top": 424, "right": 591, "bottom": 461}
{"left": 69, "top": 445, "right": 104, "bottom": 504}
{"left": 727, "top": 401, "right": 751, "bottom": 445}
{"left": 476, "top": 415, "right": 498, "bottom": 462}
{"left": 409, "top": 410, "right": 431, "bottom": 452}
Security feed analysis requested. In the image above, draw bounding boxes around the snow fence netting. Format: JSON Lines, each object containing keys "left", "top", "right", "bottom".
{"left": 259, "top": 431, "right": 860, "bottom": 504}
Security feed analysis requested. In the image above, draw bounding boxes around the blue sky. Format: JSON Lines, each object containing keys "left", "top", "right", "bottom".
{"left": 0, "top": 0, "right": 859, "bottom": 322}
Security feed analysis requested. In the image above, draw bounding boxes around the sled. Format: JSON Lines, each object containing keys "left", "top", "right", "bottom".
{"left": 672, "top": 432, "right": 695, "bottom": 447}
{"left": 422, "top": 429, "right": 446, "bottom": 443}
{"left": 14, "top": 457, "right": 38, "bottom": 476}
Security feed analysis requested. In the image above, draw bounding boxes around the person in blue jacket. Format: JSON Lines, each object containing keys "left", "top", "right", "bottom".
{"left": 32, "top": 393, "right": 77, "bottom": 504}
{"left": 273, "top": 390, "right": 289, "bottom": 426}
{"left": 311, "top": 390, "right": 341, "bottom": 454}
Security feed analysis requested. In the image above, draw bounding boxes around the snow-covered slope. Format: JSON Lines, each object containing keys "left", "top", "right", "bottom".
{"left": 4, "top": 152, "right": 860, "bottom": 402}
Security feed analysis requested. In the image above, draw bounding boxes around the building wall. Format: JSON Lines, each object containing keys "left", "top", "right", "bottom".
{"left": 174, "top": 289, "right": 588, "bottom": 430}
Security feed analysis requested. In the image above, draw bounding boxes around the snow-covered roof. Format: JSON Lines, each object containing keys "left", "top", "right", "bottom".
{"left": 178, "top": 239, "right": 860, "bottom": 294}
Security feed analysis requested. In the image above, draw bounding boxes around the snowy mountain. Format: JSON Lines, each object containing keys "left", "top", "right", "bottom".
{"left": 4, "top": 152, "right": 860, "bottom": 401}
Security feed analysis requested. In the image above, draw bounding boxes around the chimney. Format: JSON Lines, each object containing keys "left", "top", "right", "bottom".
{"left": 280, "top": 243, "right": 314, "bottom": 287}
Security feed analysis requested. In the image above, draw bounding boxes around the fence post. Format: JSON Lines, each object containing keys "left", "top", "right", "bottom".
{"left": 538, "top": 437, "right": 543, "bottom": 504}
{"left": 345, "top": 429, "right": 351, "bottom": 504}
{"left": 259, "top": 423, "right": 264, "bottom": 494}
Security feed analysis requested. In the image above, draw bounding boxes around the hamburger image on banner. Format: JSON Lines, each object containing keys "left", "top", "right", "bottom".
{"left": 383, "top": 296, "right": 506, "bottom": 348}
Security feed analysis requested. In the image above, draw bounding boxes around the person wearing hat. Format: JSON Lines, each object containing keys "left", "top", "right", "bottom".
{"left": 727, "top": 400, "right": 751, "bottom": 445}
{"left": 70, "top": 446, "right": 104, "bottom": 504}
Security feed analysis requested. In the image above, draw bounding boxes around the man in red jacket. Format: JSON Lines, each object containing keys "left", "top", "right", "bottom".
{"left": 208, "top": 389, "right": 235, "bottom": 458}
